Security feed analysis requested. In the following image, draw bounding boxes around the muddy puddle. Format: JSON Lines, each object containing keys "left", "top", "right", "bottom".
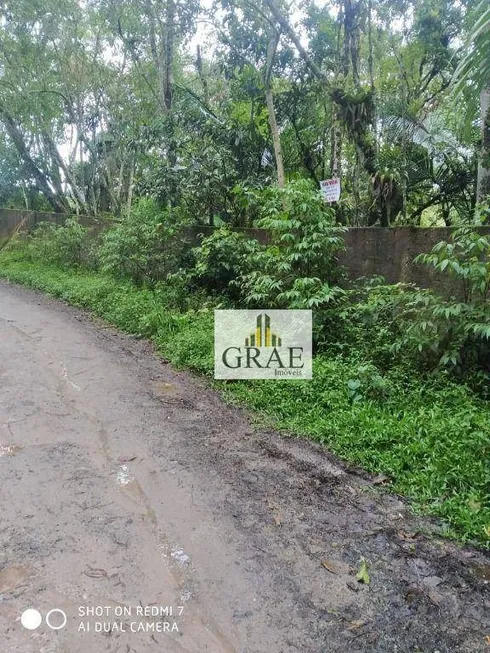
{"left": 170, "top": 546, "right": 191, "bottom": 567}
{"left": 0, "top": 443, "right": 22, "bottom": 457}
{"left": 116, "top": 464, "right": 134, "bottom": 486}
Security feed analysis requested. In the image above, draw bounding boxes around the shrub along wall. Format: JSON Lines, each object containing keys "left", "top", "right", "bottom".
{"left": 184, "top": 225, "right": 490, "bottom": 295}
{"left": 2, "top": 208, "right": 490, "bottom": 293}
{"left": 1, "top": 207, "right": 489, "bottom": 546}
{"left": 0, "top": 209, "right": 102, "bottom": 247}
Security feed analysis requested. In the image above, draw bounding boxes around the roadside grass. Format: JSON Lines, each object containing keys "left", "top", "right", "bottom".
{"left": 0, "top": 252, "right": 489, "bottom": 548}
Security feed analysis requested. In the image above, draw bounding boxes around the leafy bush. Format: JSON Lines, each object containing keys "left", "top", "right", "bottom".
{"left": 98, "top": 198, "right": 186, "bottom": 286}
{"left": 24, "top": 218, "right": 95, "bottom": 268}
{"left": 337, "top": 279, "right": 442, "bottom": 369}
{"left": 188, "top": 226, "right": 261, "bottom": 301}
{"left": 410, "top": 227, "right": 490, "bottom": 374}
{"left": 187, "top": 180, "right": 347, "bottom": 314}
{"left": 339, "top": 278, "right": 490, "bottom": 384}
{"left": 346, "top": 362, "right": 394, "bottom": 403}
{"left": 415, "top": 226, "right": 490, "bottom": 304}
{"left": 335, "top": 228, "right": 490, "bottom": 386}
{"left": 235, "top": 180, "right": 347, "bottom": 309}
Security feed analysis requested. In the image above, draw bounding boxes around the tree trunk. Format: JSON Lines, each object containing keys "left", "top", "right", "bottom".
{"left": 264, "top": 32, "right": 285, "bottom": 188}
{"left": 342, "top": 0, "right": 360, "bottom": 83}
{"left": 163, "top": 0, "right": 175, "bottom": 114}
{"left": 262, "top": 0, "right": 327, "bottom": 84}
{"left": 126, "top": 156, "right": 135, "bottom": 216}
{"left": 196, "top": 45, "right": 210, "bottom": 105}
{"left": 146, "top": 0, "right": 168, "bottom": 113}
{"left": 42, "top": 131, "right": 89, "bottom": 213}
{"left": 0, "top": 108, "right": 68, "bottom": 213}
{"left": 330, "top": 107, "right": 342, "bottom": 178}
{"left": 265, "top": 87, "right": 285, "bottom": 188}
{"left": 477, "top": 86, "right": 490, "bottom": 203}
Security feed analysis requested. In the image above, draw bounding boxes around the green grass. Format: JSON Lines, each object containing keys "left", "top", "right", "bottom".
{"left": 1, "top": 251, "right": 489, "bottom": 548}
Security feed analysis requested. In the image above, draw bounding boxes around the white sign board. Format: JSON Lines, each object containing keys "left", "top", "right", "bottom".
{"left": 319, "top": 178, "right": 341, "bottom": 202}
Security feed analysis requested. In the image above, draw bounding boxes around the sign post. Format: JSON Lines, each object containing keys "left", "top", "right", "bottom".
{"left": 319, "top": 178, "right": 341, "bottom": 203}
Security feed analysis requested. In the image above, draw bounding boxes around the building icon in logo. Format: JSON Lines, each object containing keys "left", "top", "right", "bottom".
{"left": 244, "top": 313, "right": 282, "bottom": 347}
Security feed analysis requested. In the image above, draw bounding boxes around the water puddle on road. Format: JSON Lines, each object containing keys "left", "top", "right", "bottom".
{"left": 170, "top": 547, "right": 191, "bottom": 567}
{"left": 116, "top": 464, "right": 134, "bottom": 486}
{"left": 0, "top": 443, "right": 23, "bottom": 457}
{"left": 113, "top": 463, "right": 158, "bottom": 528}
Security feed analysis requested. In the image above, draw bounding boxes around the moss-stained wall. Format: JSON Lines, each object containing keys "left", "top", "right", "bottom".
{"left": 0, "top": 208, "right": 98, "bottom": 239}
{"left": 2, "top": 209, "right": 489, "bottom": 295}
{"left": 339, "top": 226, "right": 490, "bottom": 294}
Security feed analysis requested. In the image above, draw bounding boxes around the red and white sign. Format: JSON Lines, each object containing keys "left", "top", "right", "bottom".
{"left": 319, "top": 178, "right": 341, "bottom": 202}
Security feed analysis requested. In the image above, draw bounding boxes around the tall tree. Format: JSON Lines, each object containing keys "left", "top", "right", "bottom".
{"left": 454, "top": 1, "right": 490, "bottom": 204}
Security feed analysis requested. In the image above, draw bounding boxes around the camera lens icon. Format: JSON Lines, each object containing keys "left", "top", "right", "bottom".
{"left": 21, "top": 608, "right": 67, "bottom": 630}
{"left": 20, "top": 609, "right": 42, "bottom": 630}
{"left": 46, "top": 609, "right": 67, "bottom": 630}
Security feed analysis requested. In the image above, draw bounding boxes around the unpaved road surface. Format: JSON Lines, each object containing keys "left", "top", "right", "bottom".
{"left": 0, "top": 282, "right": 489, "bottom": 653}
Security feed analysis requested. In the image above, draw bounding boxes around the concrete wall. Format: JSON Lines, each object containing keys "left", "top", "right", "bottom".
{"left": 0, "top": 208, "right": 98, "bottom": 242}
{"left": 340, "top": 227, "right": 490, "bottom": 292}
{"left": 188, "top": 225, "right": 490, "bottom": 294}
{"left": 2, "top": 208, "right": 489, "bottom": 294}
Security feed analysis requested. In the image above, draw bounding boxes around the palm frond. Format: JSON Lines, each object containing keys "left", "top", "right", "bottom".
{"left": 453, "top": 2, "right": 490, "bottom": 95}
{"left": 382, "top": 114, "right": 463, "bottom": 160}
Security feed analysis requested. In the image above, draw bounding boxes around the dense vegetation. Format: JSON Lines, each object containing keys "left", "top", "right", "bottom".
{"left": 0, "top": 0, "right": 489, "bottom": 225}
{"left": 1, "top": 187, "right": 489, "bottom": 546}
{"left": 0, "top": 0, "right": 489, "bottom": 546}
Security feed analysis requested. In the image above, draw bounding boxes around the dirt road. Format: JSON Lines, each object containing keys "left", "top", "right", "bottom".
{"left": 0, "top": 282, "right": 489, "bottom": 653}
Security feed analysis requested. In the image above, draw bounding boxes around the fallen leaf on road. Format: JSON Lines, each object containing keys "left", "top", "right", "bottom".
{"left": 348, "top": 619, "right": 367, "bottom": 630}
{"left": 398, "top": 530, "right": 418, "bottom": 540}
{"left": 405, "top": 585, "right": 442, "bottom": 607}
{"left": 346, "top": 579, "right": 360, "bottom": 592}
{"left": 84, "top": 566, "right": 108, "bottom": 578}
{"left": 0, "top": 565, "right": 31, "bottom": 592}
{"left": 425, "top": 589, "right": 443, "bottom": 607}
{"left": 266, "top": 498, "right": 282, "bottom": 526}
{"left": 473, "top": 564, "right": 490, "bottom": 581}
{"left": 321, "top": 560, "right": 338, "bottom": 574}
{"left": 467, "top": 498, "right": 481, "bottom": 512}
{"left": 422, "top": 575, "right": 443, "bottom": 589}
{"left": 356, "top": 558, "right": 370, "bottom": 584}
{"left": 118, "top": 455, "right": 137, "bottom": 463}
